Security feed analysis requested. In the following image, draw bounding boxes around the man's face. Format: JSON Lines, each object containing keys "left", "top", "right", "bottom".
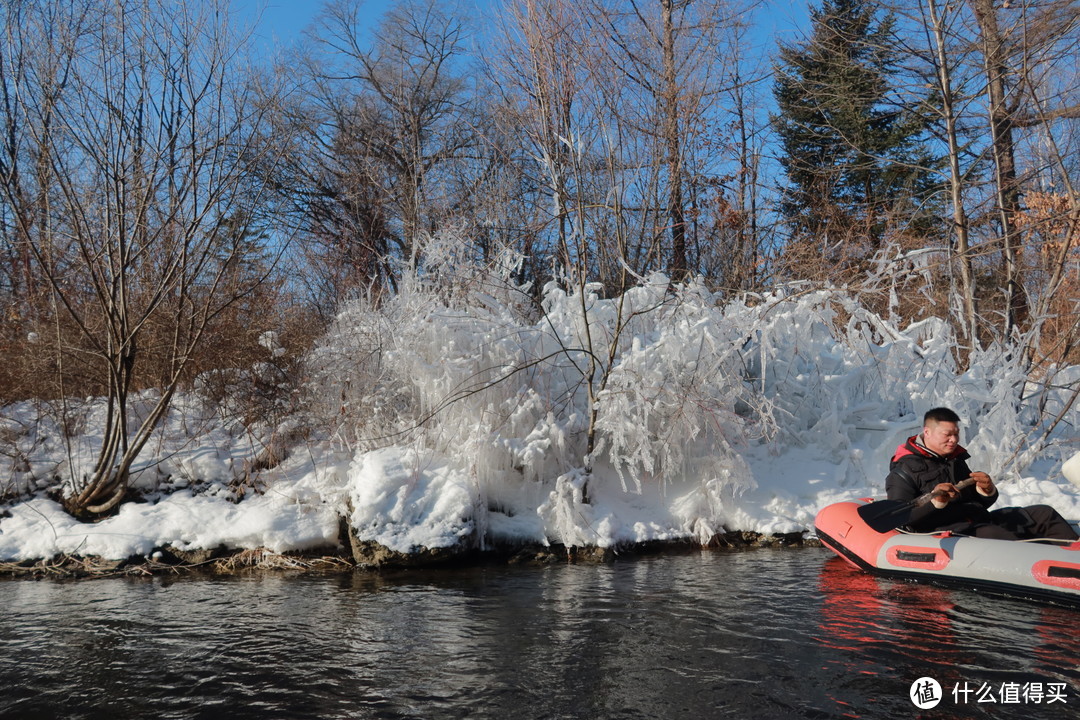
{"left": 923, "top": 420, "right": 961, "bottom": 456}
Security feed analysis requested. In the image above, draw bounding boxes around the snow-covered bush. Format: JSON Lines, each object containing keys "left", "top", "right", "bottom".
{"left": 3, "top": 230, "right": 1077, "bottom": 561}
{"left": 305, "top": 230, "right": 1080, "bottom": 551}
{"left": 305, "top": 231, "right": 774, "bottom": 547}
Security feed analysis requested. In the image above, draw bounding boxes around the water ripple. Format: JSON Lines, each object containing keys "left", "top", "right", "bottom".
{"left": 1, "top": 551, "right": 1076, "bottom": 719}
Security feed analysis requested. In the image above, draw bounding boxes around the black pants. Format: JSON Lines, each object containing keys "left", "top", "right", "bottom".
{"left": 970, "top": 505, "right": 1080, "bottom": 541}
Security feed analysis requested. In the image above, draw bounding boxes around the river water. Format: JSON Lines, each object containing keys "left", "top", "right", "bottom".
{"left": 1, "top": 548, "right": 1078, "bottom": 720}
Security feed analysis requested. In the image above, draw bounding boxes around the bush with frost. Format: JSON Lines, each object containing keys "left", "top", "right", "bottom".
{"left": 301, "top": 233, "right": 1080, "bottom": 548}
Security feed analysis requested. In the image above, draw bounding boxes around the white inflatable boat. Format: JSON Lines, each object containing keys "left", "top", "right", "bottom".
{"left": 815, "top": 498, "right": 1080, "bottom": 606}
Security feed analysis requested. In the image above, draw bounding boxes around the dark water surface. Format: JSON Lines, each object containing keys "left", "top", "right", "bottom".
{"left": 1, "top": 548, "right": 1078, "bottom": 720}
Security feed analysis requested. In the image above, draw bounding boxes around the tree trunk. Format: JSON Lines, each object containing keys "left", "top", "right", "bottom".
{"left": 927, "top": 0, "right": 979, "bottom": 354}
{"left": 661, "top": 0, "right": 687, "bottom": 281}
{"left": 970, "top": 0, "right": 1027, "bottom": 338}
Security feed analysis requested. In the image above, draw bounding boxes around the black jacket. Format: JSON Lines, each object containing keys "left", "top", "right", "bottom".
{"left": 885, "top": 435, "right": 998, "bottom": 533}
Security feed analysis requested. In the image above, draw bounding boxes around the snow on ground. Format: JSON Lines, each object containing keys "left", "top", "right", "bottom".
{"left": 2, "top": 254, "right": 1079, "bottom": 562}
{"left": 2, "top": 406, "right": 1077, "bottom": 562}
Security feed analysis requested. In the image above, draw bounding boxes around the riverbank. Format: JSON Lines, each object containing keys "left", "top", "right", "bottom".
{"left": 0, "top": 530, "right": 820, "bottom": 580}
{"left": 6, "top": 282, "right": 1080, "bottom": 585}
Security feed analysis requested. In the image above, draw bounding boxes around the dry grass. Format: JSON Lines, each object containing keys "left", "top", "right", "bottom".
{"left": 211, "top": 548, "right": 353, "bottom": 572}
{"left": 0, "top": 548, "right": 354, "bottom": 579}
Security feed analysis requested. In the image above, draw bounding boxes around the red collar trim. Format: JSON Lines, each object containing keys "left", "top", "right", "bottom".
{"left": 893, "top": 435, "right": 967, "bottom": 462}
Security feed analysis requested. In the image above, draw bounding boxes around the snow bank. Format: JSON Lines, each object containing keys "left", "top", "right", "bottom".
{"left": 346, "top": 447, "right": 479, "bottom": 553}
{"left": 0, "top": 491, "right": 339, "bottom": 561}
{"left": 2, "top": 235, "right": 1079, "bottom": 561}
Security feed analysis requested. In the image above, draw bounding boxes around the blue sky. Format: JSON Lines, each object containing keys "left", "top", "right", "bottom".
{"left": 231, "top": 0, "right": 327, "bottom": 53}
{"left": 232, "top": 0, "right": 811, "bottom": 56}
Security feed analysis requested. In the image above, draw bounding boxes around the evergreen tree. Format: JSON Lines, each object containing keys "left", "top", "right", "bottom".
{"left": 773, "top": 0, "right": 938, "bottom": 261}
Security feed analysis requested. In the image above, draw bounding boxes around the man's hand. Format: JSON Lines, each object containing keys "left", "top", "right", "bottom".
{"left": 930, "top": 482, "right": 959, "bottom": 509}
{"left": 970, "top": 471, "right": 995, "bottom": 496}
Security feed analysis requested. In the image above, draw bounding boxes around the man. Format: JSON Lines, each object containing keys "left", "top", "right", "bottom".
{"left": 886, "top": 407, "right": 1078, "bottom": 541}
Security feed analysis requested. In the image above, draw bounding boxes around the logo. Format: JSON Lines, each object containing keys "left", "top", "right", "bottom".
{"left": 911, "top": 677, "right": 943, "bottom": 709}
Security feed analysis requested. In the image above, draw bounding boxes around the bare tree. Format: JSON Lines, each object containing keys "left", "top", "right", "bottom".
{"left": 966, "top": 0, "right": 1080, "bottom": 339}
{"left": 916, "top": 0, "right": 980, "bottom": 348}
{"left": 267, "top": 76, "right": 399, "bottom": 318}
{"left": 486, "top": 0, "right": 598, "bottom": 278}
{"left": 0, "top": 0, "right": 74, "bottom": 401}
{"left": 304, "top": 0, "right": 478, "bottom": 271}
{"left": 871, "top": 0, "right": 1080, "bottom": 360}
{"left": 697, "top": 10, "right": 772, "bottom": 295}
{"left": 970, "top": 0, "right": 1026, "bottom": 336}
{"left": 483, "top": 0, "right": 764, "bottom": 500}
{"left": 0, "top": 0, "right": 287, "bottom": 516}
{"left": 586, "top": 0, "right": 743, "bottom": 281}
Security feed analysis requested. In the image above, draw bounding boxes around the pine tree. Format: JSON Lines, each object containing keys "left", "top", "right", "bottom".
{"left": 773, "top": 0, "right": 938, "bottom": 262}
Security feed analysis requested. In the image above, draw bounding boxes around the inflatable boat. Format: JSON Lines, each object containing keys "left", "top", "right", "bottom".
{"left": 814, "top": 498, "right": 1080, "bottom": 606}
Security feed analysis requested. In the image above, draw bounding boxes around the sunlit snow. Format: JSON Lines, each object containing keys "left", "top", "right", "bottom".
{"left": 2, "top": 239, "right": 1078, "bottom": 561}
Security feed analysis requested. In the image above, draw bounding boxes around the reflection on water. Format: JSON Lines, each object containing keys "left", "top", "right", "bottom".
{"left": 815, "top": 556, "right": 1080, "bottom": 719}
{"left": 1, "top": 550, "right": 1077, "bottom": 720}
